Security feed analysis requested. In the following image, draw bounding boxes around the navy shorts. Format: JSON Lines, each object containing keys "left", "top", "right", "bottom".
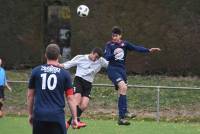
{"left": 0, "top": 86, "right": 4, "bottom": 99}
{"left": 33, "top": 120, "right": 66, "bottom": 134}
{"left": 107, "top": 66, "right": 127, "bottom": 89}
{"left": 73, "top": 76, "right": 92, "bottom": 98}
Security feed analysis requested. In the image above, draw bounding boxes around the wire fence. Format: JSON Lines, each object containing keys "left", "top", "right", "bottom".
{"left": 7, "top": 80, "right": 200, "bottom": 122}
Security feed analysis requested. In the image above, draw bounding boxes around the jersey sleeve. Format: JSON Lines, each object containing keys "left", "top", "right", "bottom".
{"left": 104, "top": 44, "right": 115, "bottom": 61}
{"left": 64, "top": 71, "right": 73, "bottom": 90}
{"left": 100, "top": 57, "right": 109, "bottom": 68}
{"left": 64, "top": 71, "right": 74, "bottom": 96}
{"left": 62, "top": 55, "right": 82, "bottom": 69}
{"left": 28, "top": 69, "right": 36, "bottom": 89}
{"left": 126, "top": 41, "right": 150, "bottom": 53}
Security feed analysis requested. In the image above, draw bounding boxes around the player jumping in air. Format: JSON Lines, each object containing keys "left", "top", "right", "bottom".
{"left": 104, "top": 26, "right": 161, "bottom": 125}
{"left": 59, "top": 48, "right": 108, "bottom": 128}
{"left": 27, "top": 44, "right": 79, "bottom": 134}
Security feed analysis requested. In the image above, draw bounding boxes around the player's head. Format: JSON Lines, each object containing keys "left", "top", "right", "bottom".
{"left": 112, "top": 26, "right": 122, "bottom": 42}
{"left": 45, "top": 44, "right": 60, "bottom": 61}
{"left": 89, "top": 48, "right": 103, "bottom": 61}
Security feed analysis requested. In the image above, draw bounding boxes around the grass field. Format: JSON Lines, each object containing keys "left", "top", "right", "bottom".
{"left": 0, "top": 116, "right": 200, "bottom": 134}
{"left": 3, "top": 70, "right": 200, "bottom": 121}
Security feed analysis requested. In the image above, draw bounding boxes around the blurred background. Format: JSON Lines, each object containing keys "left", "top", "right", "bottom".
{"left": 0, "top": 0, "right": 200, "bottom": 75}
{"left": 1, "top": 0, "right": 200, "bottom": 123}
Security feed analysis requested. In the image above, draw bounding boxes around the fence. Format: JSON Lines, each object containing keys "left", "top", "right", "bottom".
{"left": 7, "top": 80, "right": 200, "bottom": 122}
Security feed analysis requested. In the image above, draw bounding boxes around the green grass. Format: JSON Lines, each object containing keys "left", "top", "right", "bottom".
{"left": 3, "top": 70, "right": 200, "bottom": 121}
{"left": 0, "top": 116, "right": 200, "bottom": 134}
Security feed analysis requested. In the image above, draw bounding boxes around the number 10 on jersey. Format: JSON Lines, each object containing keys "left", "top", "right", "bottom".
{"left": 41, "top": 73, "right": 58, "bottom": 90}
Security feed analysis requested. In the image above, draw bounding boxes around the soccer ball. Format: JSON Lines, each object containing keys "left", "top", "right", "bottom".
{"left": 77, "top": 5, "right": 89, "bottom": 17}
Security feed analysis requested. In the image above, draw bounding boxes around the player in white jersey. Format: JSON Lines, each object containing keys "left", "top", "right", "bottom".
{"left": 59, "top": 48, "right": 108, "bottom": 128}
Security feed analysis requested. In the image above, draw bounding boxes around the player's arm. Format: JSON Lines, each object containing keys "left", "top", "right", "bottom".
{"left": 27, "top": 88, "right": 35, "bottom": 126}
{"left": 126, "top": 41, "right": 150, "bottom": 53}
{"left": 61, "top": 55, "right": 82, "bottom": 69}
{"left": 27, "top": 69, "right": 36, "bottom": 126}
{"left": 5, "top": 81, "right": 12, "bottom": 92}
{"left": 104, "top": 45, "right": 115, "bottom": 61}
{"left": 100, "top": 57, "right": 109, "bottom": 68}
{"left": 2, "top": 70, "right": 12, "bottom": 92}
{"left": 126, "top": 41, "right": 161, "bottom": 53}
{"left": 65, "top": 89, "right": 78, "bottom": 127}
{"left": 4, "top": 74, "right": 12, "bottom": 92}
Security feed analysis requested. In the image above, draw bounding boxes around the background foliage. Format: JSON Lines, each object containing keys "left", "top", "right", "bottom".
{"left": 1, "top": 0, "right": 200, "bottom": 75}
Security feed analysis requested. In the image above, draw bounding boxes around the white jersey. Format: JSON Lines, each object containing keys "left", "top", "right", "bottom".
{"left": 63, "top": 54, "right": 108, "bottom": 83}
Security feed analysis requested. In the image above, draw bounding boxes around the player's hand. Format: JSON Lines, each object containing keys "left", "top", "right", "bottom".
{"left": 72, "top": 119, "right": 79, "bottom": 129}
{"left": 8, "top": 87, "right": 12, "bottom": 92}
{"left": 6, "top": 85, "right": 12, "bottom": 92}
{"left": 28, "top": 114, "right": 33, "bottom": 126}
{"left": 56, "top": 63, "right": 64, "bottom": 68}
{"left": 149, "top": 48, "right": 161, "bottom": 53}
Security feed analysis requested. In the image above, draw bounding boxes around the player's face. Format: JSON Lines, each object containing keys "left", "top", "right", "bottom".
{"left": 90, "top": 53, "right": 100, "bottom": 61}
{"left": 0, "top": 59, "right": 2, "bottom": 66}
{"left": 112, "top": 34, "right": 122, "bottom": 42}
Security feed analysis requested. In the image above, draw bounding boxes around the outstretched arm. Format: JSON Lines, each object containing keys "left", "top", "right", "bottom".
{"left": 126, "top": 42, "right": 150, "bottom": 53}
{"left": 126, "top": 42, "right": 161, "bottom": 53}
{"left": 61, "top": 55, "right": 82, "bottom": 69}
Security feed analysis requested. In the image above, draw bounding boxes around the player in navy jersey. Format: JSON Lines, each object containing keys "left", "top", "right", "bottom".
{"left": 27, "top": 44, "right": 78, "bottom": 134}
{"left": 104, "top": 26, "right": 161, "bottom": 125}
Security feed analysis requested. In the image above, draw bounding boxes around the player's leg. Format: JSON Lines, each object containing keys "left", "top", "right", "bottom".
{"left": 79, "top": 97, "right": 90, "bottom": 111}
{"left": 74, "top": 93, "right": 82, "bottom": 121}
{"left": 0, "top": 86, "right": 4, "bottom": 117}
{"left": 66, "top": 93, "right": 81, "bottom": 128}
{"left": 75, "top": 78, "right": 92, "bottom": 127}
{"left": 78, "top": 79, "right": 91, "bottom": 116}
{"left": 0, "top": 99, "right": 3, "bottom": 117}
{"left": 76, "top": 96, "right": 89, "bottom": 121}
{"left": 66, "top": 76, "right": 83, "bottom": 128}
{"left": 117, "top": 81, "right": 131, "bottom": 125}
{"left": 74, "top": 96, "right": 89, "bottom": 128}
{"left": 107, "top": 66, "right": 131, "bottom": 125}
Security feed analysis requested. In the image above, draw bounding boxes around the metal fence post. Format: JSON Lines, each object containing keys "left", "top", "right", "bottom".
{"left": 156, "top": 87, "right": 160, "bottom": 122}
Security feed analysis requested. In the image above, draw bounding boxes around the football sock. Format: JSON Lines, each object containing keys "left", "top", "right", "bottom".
{"left": 118, "top": 94, "right": 127, "bottom": 119}
{"left": 122, "top": 95, "right": 128, "bottom": 114}
{"left": 77, "top": 106, "right": 83, "bottom": 119}
{"left": 68, "top": 106, "right": 83, "bottom": 124}
{"left": 68, "top": 117, "right": 72, "bottom": 125}
{"left": 0, "top": 102, "right": 2, "bottom": 110}
{"left": 118, "top": 94, "right": 125, "bottom": 119}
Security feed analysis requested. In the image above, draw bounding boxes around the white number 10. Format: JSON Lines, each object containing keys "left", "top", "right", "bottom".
{"left": 41, "top": 73, "right": 57, "bottom": 90}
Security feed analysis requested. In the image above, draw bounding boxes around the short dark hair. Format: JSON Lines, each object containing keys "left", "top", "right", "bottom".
{"left": 112, "top": 26, "right": 122, "bottom": 35}
{"left": 45, "top": 44, "right": 60, "bottom": 60}
{"left": 92, "top": 48, "right": 103, "bottom": 57}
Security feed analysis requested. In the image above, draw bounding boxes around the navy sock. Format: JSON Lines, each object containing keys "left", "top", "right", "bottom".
{"left": 118, "top": 94, "right": 126, "bottom": 119}
{"left": 122, "top": 95, "right": 128, "bottom": 114}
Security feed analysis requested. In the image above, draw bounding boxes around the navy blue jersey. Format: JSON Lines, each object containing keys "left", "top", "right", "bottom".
{"left": 104, "top": 40, "right": 150, "bottom": 69}
{"left": 28, "top": 64, "right": 73, "bottom": 122}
